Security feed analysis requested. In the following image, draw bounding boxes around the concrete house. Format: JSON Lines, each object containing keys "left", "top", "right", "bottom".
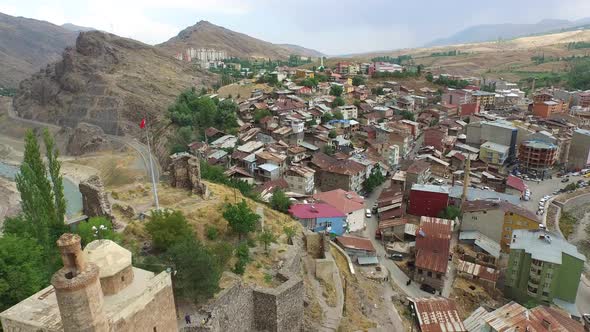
{"left": 284, "top": 165, "right": 315, "bottom": 195}
{"left": 289, "top": 203, "right": 346, "bottom": 235}
{"left": 505, "top": 229, "right": 585, "bottom": 317}
{"left": 314, "top": 189, "right": 365, "bottom": 232}
{"left": 335, "top": 236, "right": 377, "bottom": 265}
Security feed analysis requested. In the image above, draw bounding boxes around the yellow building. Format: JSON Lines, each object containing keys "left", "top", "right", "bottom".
{"left": 501, "top": 205, "right": 541, "bottom": 252}
{"left": 462, "top": 200, "right": 541, "bottom": 253}
{"left": 471, "top": 91, "right": 496, "bottom": 107}
{"left": 295, "top": 69, "right": 314, "bottom": 79}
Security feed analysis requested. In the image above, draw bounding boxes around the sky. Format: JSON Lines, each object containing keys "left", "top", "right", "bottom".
{"left": 2, "top": 0, "right": 590, "bottom": 55}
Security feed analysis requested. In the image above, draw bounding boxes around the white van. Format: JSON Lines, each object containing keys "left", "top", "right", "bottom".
{"left": 365, "top": 209, "right": 372, "bottom": 218}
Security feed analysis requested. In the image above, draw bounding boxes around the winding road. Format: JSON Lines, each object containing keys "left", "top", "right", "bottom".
{"left": 3, "top": 98, "right": 160, "bottom": 181}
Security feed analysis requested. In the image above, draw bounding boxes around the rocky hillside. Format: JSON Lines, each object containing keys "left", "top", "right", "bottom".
{"left": 0, "top": 12, "right": 78, "bottom": 88}
{"left": 159, "top": 20, "right": 322, "bottom": 59}
{"left": 14, "top": 31, "right": 216, "bottom": 153}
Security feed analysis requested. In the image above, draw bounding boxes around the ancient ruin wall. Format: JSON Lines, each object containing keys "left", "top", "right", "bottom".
{"left": 79, "top": 175, "right": 113, "bottom": 219}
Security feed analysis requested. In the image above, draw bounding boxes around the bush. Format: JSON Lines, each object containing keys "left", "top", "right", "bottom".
{"left": 233, "top": 242, "right": 250, "bottom": 275}
{"left": 75, "top": 217, "right": 119, "bottom": 246}
{"left": 145, "top": 210, "right": 193, "bottom": 251}
{"left": 270, "top": 189, "right": 292, "bottom": 213}
{"left": 206, "top": 226, "right": 219, "bottom": 240}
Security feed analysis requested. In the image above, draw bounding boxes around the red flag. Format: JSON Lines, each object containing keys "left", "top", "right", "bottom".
{"left": 139, "top": 118, "right": 146, "bottom": 129}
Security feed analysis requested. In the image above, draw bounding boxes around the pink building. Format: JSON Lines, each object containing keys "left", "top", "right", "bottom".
{"left": 423, "top": 127, "right": 448, "bottom": 152}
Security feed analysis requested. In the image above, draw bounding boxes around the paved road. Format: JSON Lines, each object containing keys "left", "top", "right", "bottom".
{"left": 4, "top": 98, "right": 161, "bottom": 181}
{"left": 361, "top": 182, "right": 433, "bottom": 298}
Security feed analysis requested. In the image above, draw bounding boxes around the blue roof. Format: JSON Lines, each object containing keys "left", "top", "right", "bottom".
{"left": 258, "top": 163, "right": 279, "bottom": 172}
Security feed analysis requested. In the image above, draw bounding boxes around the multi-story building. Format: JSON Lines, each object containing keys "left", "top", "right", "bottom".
{"left": 284, "top": 165, "right": 315, "bottom": 195}
{"left": 567, "top": 129, "right": 590, "bottom": 171}
{"left": 480, "top": 141, "right": 510, "bottom": 166}
{"left": 462, "top": 200, "right": 541, "bottom": 253}
{"left": 408, "top": 184, "right": 450, "bottom": 217}
{"left": 413, "top": 217, "right": 452, "bottom": 290}
{"left": 518, "top": 140, "right": 558, "bottom": 178}
{"left": 471, "top": 90, "right": 496, "bottom": 108}
{"left": 467, "top": 120, "right": 518, "bottom": 159}
{"left": 368, "top": 62, "right": 403, "bottom": 75}
{"left": 580, "top": 91, "right": 590, "bottom": 108}
{"left": 0, "top": 234, "right": 178, "bottom": 331}
{"left": 423, "top": 126, "right": 448, "bottom": 152}
{"left": 336, "top": 105, "right": 358, "bottom": 120}
{"left": 505, "top": 229, "right": 585, "bottom": 313}
{"left": 532, "top": 100, "right": 567, "bottom": 118}
{"left": 405, "top": 160, "right": 431, "bottom": 197}
{"left": 289, "top": 203, "right": 346, "bottom": 235}
{"left": 442, "top": 88, "right": 471, "bottom": 106}
{"left": 313, "top": 189, "right": 365, "bottom": 232}
{"left": 316, "top": 159, "right": 365, "bottom": 193}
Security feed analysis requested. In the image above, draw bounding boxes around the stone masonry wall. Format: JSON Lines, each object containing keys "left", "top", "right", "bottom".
{"left": 79, "top": 175, "right": 113, "bottom": 220}
{"left": 184, "top": 234, "right": 304, "bottom": 332}
{"left": 168, "top": 153, "right": 209, "bottom": 197}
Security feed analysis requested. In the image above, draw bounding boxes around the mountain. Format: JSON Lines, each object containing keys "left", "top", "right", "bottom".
{"left": 14, "top": 31, "right": 216, "bottom": 158}
{"left": 277, "top": 44, "right": 324, "bottom": 58}
{"left": 158, "top": 20, "right": 322, "bottom": 59}
{"left": 427, "top": 17, "right": 590, "bottom": 47}
{"left": 61, "top": 23, "right": 95, "bottom": 32}
{"left": 0, "top": 12, "right": 78, "bottom": 87}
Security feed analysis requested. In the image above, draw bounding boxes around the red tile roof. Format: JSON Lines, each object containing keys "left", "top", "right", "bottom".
{"left": 506, "top": 175, "right": 526, "bottom": 193}
{"left": 327, "top": 159, "right": 365, "bottom": 176}
{"left": 335, "top": 236, "right": 375, "bottom": 252}
{"left": 415, "top": 217, "right": 452, "bottom": 273}
{"left": 409, "top": 297, "right": 466, "bottom": 332}
{"left": 313, "top": 189, "right": 364, "bottom": 214}
{"left": 289, "top": 203, "right": 346, "bottom": 219}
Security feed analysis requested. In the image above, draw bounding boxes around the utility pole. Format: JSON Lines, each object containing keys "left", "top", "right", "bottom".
{"left": 461, "top": 153, "right": 472, "bottom": 214}
{"left": 145, "top": 119, "right": 160, "bottom": 210}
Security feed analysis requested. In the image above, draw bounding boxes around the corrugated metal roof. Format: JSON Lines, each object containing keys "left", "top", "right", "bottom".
{"left": 336, "top": 236, "right": 376, "bottom": 252}
{"left": 415, "top": 217, "right": 452, "bottom": 273}
{"left": 357, "top": 256, "right": 379, "bottom": 265}
{"left": 462, "top": 306, "right": 488, "bottom": 331}
{"left": 410, "top": 297, "right": 467, "bottom": 332}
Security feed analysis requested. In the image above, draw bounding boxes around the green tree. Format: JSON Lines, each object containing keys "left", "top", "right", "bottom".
{"left": 0, "top": 235, "right": 47, "bottom": 312}
{"left": 321, "top": 112, "right": 334, "bottom": 124}
{"left": 166, "top": 238, "right": 222, "bottom": 302}
{"left": 12, "top": 130, "right": 68, "bottom": 272}
{"left": 169, "top": 126, "right": 197, "bottom": 154}
{"left": 567, "top": 58, "right": 590, "bottom": 90}
{"left": 425, "top": 73, "right": 434, "bottom": 82}
{"left": 363, "top": 168, "right": 385, "bottom": 193}
{"left": 145, "top": 210, "right": 193, "bottom": 251}
{"left": 333, "top": 109, "right": 344, "bottom": 119}
{"left": 437, "top": 206, "right": 461, "bottom": 220}
{"left": 270, "top": 189, "right": 292, "bottom": 213}
{"left": 254, "top": 109, "right": 272, "bottom": 123}
{"left": 75, "top": 217, "right": 118, "bottom": 246}
{"left": 328, "top": 129, "right": 337, "bottom": 139}
{"left": 223, "top": 200, "right": 260, "bottom": 241}
{"left": 330, "top": 85, "right": 343, "bottom": 97}
{"left": 283, "top": 226, "right": 296, "bottom": 245}
{"left": 258, "top": 230, "right": 277, "bottom": 253}
{"left": 232, "top": 242, "right": 250, "bottom": 274}
{"left": 400, "top": 110, "right": 415, "bottom": 121}
{"left": 352, "top": 76, "right": 365, "bottom": 86}
{"left": 301, "top": 77, "right": 319, "bottom": 88}
{"left": 322, "top": 145, "right": 335, "bottom": 155}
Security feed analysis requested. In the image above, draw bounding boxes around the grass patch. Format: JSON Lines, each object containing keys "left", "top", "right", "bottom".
{"left": 319, "top": 278, "right": 337, "bottom": 307}
{"left": 560, "top": 211, "right": 578, "bottom": 239}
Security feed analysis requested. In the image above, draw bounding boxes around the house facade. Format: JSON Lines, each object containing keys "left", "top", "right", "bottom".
{"left": 289, "top": 203, "right": 346, "bottom": 235}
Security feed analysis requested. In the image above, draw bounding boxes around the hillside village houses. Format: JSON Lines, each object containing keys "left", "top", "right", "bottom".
{"left": 172, "top": 56, "right": 590, "bottom": 327}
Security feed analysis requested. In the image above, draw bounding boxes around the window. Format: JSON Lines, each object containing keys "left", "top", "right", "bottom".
{"left": 505, "top": 227, "right": 512, "bottom": 231}
{"left": 121, "top": 276, "right": 125, "bottom": 282}
{"left": 153, "top": 328, "right": 157, "bottom": 332}
{"left": 436, "top": 274, "right": 442, "bottom": 279}
{"left": 427, "top": 271, "right": 432, "bottom": 277}
{"left": 542, "top": 291, "right": 549, "bottom": 297}
{"left": 418, "top": 269, "right": 423, "bottom": 274}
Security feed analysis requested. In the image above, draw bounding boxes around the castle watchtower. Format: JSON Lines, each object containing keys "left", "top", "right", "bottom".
{"left": 51, "top": 233, "right": 109, "bottom": 332}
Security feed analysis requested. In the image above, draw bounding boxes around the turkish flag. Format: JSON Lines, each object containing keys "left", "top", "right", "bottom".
{"left": 139, "top": 118, "right": 146, "bottom": 129}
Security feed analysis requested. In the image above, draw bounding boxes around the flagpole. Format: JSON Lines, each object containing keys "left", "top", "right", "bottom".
{"left": 145, "top": 119, "right": 160, "bottom": 210}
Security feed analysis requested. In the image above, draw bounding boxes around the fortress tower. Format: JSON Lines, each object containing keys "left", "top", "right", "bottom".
{"left": 50, "top": 234, "right": 109, "bottom": 332}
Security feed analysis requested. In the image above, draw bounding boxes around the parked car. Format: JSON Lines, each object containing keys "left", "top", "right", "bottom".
{"left": 561, "top": 178, "right": 570, "bottom": 183}
{"left": 389, "top": 254, "right": 404, "bottom": 261}
{"left": 420, "top": 283, "right": 437, "bottom": 294}
{"left": 375, "top": 229, "right": 382, "bottom": 239}
{"left": 365, "top": 209, "right": 372, "bottom": 218}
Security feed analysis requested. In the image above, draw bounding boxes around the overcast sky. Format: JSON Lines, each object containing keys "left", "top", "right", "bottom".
{"left": 2, "top": 0, "right": 590, "bottom": 55}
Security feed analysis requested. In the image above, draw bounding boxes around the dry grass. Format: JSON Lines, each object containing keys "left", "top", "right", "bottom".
{"left": 319, "top": 278, "right": 337, "bottom": 307}
{"left": 449, "top": 277, "right": 502, "bottom": 320}
{"left": 330, "top": 246, "right": 376, "bottom": 332}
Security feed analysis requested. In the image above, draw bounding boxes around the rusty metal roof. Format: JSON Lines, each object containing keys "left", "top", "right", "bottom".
{"left": 409, "top": 297, "right": 466, "bottom": 332}
{"left": 482, "top": 301, "right": 583, "bottom": 332}
{"left": 415, "top": 217, "right": 452, "bottom": 273}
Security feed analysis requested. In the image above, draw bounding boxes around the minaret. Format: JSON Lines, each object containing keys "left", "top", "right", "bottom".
{"left": 461, "top": 154, "right": 471, "bottom": 213}
{"left": 51, "top": 234, "right": 109, "bottom": 332}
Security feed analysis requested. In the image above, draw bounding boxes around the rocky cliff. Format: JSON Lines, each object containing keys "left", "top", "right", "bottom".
{"left": 13, "top": 31, "right": 216, "bottom": 158}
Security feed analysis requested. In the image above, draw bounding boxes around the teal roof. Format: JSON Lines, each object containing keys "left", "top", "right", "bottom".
{"left": 510, "top": 229, "right": 586, "bottom": 264}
